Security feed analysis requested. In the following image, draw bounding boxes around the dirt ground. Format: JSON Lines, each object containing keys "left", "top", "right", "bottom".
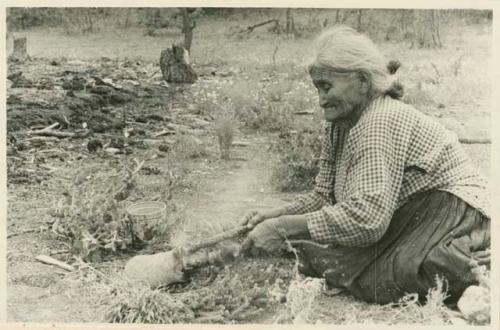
{"left": 6, "top": 133, "right": 287, "bottom": 323}
{"left": 6, "top": 125, "right": 490, "bottom": 324}
{"left": 6, "top": 20, "right": 492, "bottom": 325}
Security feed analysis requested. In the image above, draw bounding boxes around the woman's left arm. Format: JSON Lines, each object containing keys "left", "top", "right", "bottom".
{"left": 305, "top": 133, "right": 406, "bottom": 247}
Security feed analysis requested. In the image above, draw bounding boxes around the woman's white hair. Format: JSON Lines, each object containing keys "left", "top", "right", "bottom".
{"left": 309, "top": 26, "right": 396, "bottom": 96}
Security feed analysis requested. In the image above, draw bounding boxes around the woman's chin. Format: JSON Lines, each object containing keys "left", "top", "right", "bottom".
{"left": 324, "top": 114, "right": 341, "bottom": 122}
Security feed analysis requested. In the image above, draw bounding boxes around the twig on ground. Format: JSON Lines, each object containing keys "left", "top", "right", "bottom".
{"left": 35, "top": 255, "right": 75, "bottom": 272}
{"left": 7, "top": 228, "right": 39, "bottom": 238}
{"left": 50, "top": 249, "right": 70, "bottom": 256}
{"left": 153, "top": 129, "right": 176, "bottom": 138}
{"left": 459, "top": 138, "right": 491, "bottom": 144}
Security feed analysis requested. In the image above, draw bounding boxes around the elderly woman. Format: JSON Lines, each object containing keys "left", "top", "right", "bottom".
{"left": 240, "top": 26, "right": 490, "bottom": 304}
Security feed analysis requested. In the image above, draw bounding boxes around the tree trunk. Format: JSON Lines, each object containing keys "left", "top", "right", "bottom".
{"left": 410, "top": 10, "right": 443, "bottom": 49}
{"left": 357, "top": 9, "right": 363, "bottom": 31}
{"left": 181, "top": 8, "right": 196, "bottom": 53}
{"left": 285, "top": 8, "right": 296, "bottom": 35}
{"left": 341, "top": 10, "right": 349, "bottom": 23}
{"left": 124, "top": 8, "right": 132, "bottom": 28}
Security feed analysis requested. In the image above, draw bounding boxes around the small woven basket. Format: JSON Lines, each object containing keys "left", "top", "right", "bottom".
{"left": 126, "top": 201, "right": 167, "bottom": 241}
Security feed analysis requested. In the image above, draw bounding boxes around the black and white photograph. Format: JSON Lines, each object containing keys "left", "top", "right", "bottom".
{"left": 3, "top": 2, "right": 496, "bottom": 326}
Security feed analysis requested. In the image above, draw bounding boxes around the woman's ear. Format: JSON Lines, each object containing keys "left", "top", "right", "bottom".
{"left": 356, "top": 71, "right": 371, "bottom": 95}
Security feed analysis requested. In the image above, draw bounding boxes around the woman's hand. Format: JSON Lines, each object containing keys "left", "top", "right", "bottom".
{"left": 241, "top": 215, "right": 310, "bottom": 256}
{"left": 239, "top": 207, "right": 287, "bottom": 229}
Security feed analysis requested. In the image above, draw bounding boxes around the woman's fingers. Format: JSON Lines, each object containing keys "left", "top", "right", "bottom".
{"left": 472, "top": 249, "right": 490, "bottom": 265}
{"left": 239, "top": 211, "right": 257, "bottom": 227}
{"left": 248, "top": 213, "right": 264, "bottom": 228}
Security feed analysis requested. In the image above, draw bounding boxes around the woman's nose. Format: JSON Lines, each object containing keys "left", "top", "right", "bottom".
{"left": 319, "top": 95, "right": 330, "bottom": 108}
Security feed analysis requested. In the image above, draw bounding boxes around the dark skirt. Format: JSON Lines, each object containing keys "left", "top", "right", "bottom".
{"left": 294, "top": 190, "right": 490, "bottom": 304}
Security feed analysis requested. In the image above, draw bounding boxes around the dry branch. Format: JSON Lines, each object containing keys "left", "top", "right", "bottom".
{"left": 24, "top": 136, "right": 60, "bottom": 143}
{"left": 28, "top": 130, "right": 75, "bottom": 138}
{"left": 113, "top": 158, "right": 146, "bottom": 201}
{"left": 185, "top": 225, "right": 250, "bottom": 254}
{"left": 242, "top": 19, "right": 278, "bottom": 33}
{"left": 7, "top": 228, "right": 38, "bottom": 238}
{"left": 153, "top": 129, "right": 176, "bottom": 138}
{"left": 459, "top": 138, "right": 491, "bottom": 144}
{"left": 27, "top": 122, "right": 92, "bottom": 139}
{"left": 293, "top": 110, "right": 315, "bottom": 116}
{"left": 232, "top": 141, "right": 250, "bottom": 147}
{"left": 35, "top": 255, "right": 75, "bottom": 272}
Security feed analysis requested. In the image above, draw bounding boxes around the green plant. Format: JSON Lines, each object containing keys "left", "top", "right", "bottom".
{"left": 172, "top": 134, "right": 208, "bottom": 159}
{"left": 271, "top": 127, "right": 322, "bottom": 192}
{"left": 50, "top": 157, "right": 178, "bottom": 261}
{"left": 213, "top": 104, "right": 238, "bottom": 160}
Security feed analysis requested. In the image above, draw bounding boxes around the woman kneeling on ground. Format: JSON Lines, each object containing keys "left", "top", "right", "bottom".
{"left": 240, "top": 26, "right": 490, "bottom": 304}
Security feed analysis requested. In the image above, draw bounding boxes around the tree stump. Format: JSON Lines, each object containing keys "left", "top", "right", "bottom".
{"left": 9, "top": 37, "right": 28, "bottom": 62}
{"left": 160, "top": 45, "right": 197, "bottom": 84}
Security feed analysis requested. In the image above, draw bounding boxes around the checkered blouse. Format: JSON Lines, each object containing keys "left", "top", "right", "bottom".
{"left": 284, "top": 96, "right": 490, "bottom": 247}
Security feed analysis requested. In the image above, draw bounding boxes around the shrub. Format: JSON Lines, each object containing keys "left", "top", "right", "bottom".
{"left": 50, "top": 158, "right": 181, "bottom": 261}
{"left": 7, "top": 8, "right": 63, "bottom": 30}
{"left": 220, "top": 81, "right": 262, "bottom": 129}
{"left": 213, "top": 104, "right": 238, "bottom": 160}
{"left": 50, "top": 162, "right": 138, "bottom": 262}
{"left": 172, "top": 134, "right": 208, "bottom": 159}
{"left": 271, "top": 127, "right": 322, "bottom": 192}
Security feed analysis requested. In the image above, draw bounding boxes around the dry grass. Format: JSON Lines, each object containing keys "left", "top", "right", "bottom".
{"left": 213, "top": 103, "right": 238, "bottom": 160}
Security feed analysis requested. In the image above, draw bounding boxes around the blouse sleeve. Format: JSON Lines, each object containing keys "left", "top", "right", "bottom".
{"left": 305, "top": 125, "right": 407, "bottom": 247}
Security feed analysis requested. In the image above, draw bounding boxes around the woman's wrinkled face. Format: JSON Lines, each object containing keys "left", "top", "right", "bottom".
{"left": 310, "top": 66, "right": 368, "bottom": 122}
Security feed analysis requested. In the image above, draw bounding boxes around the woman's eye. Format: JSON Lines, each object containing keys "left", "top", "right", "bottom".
{"left": 320, "top": 82, "right": 332, "bottom": 91}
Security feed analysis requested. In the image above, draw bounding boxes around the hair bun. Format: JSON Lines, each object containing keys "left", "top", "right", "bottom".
{"left": 385, "top": 81, "right": 404, "bottom": 99}
{"left": 387, "top": 60, "right": 401, "bottom": 75}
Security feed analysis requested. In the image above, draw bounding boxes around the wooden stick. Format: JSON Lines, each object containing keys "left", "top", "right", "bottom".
{"left": 35, "top": 255, "right": 75, "bottom": 272}
{"left": 153, "top": 129, "right": 176, "bottom": 138}
{"left": 243, "top": 19, "right": 278, "bottom": 33}
{"left": 28, "top": 130, "right": 75, "bottom": 138}
{"left": 459, "top": 138, "right": 491, "bottom": 144}
{"left": 39, "top": 122, "right": 60, "bottom": 132}
{"left": 232, "top": 141, "right": 250, "bottom": 147}
{"left": 24, "top": 136, "right": 60, "bottom": 142}
{"left": 113, "top": 158, "right": 146, "bottom": 201}
{"left": 293, "top": 110, "right": 315, "bottom": 115}
{"left": 186, "top": 225, "right": 250, "bottom": 254}
{"left": 287, "top": 239, "right": 330, "bottom": 249}
{"left": 7, "top": 228, "right": 38, "bottom": 238}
